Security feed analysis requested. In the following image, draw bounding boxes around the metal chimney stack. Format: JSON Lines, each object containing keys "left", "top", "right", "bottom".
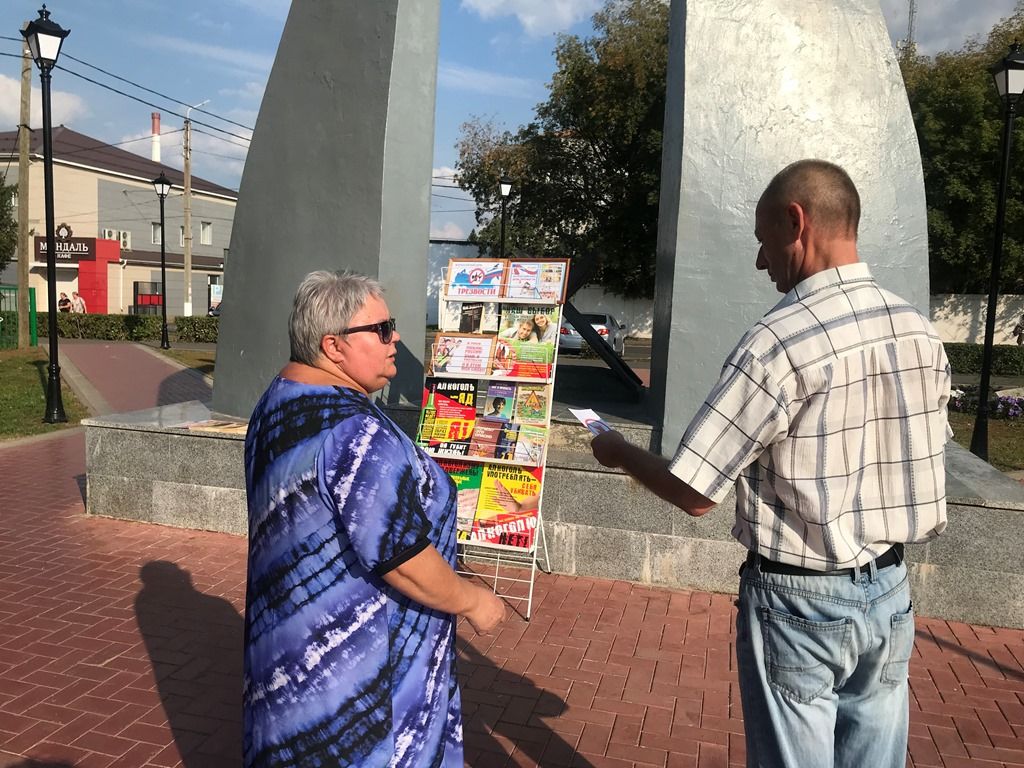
{"left": 151, "top": 112, "right": 161, "bottom": 163}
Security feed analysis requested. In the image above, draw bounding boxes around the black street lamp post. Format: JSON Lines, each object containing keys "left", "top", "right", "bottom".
{"left": 152, "top": 173, "right": 172, "bottom": 350}
{"left": 22, "top": 5, "right": 70, "bottom": 423}
{"left": 970, "top": 43, "right": 1024, "bottom": 460}
{"left": 498, "top": 176, "right": 512, "bottom": 259}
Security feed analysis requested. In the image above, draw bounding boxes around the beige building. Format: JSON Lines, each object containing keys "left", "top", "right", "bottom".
{"left": 0, "top": 125, "right": 236, "bottom": 315}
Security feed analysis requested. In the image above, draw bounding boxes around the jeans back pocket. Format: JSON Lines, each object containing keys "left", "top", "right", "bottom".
{"left": 881, "top": 602, "right": 915, "bottom": 686}
{"left": 761, "top": 606, "right": 852, "bottom": 703}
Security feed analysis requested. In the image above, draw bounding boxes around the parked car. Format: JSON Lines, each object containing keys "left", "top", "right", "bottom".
{"left": 559, "top": 312, "right": 627, "bottom": 355}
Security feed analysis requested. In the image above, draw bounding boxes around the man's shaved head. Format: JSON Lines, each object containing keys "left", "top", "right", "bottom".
{"left": 760, "top": 160, "right": 861, "bottom": 239}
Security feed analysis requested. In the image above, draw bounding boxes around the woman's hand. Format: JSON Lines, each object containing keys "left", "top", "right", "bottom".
{"left": 465, "top": 587, "right": 505, "bottom": 633}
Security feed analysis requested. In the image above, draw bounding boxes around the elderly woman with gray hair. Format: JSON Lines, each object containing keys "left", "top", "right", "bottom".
{"left": 242, "top": 270, "right": 504, "bottom": 768}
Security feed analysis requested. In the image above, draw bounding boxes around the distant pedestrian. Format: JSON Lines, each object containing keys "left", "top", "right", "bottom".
{"left": 71, "top": 291, "right": 87, "bottom": 314}
{"left": 57, "top": 292, "right": 71, "bottom": 313}
{"left": 1013, "top": 314, "right": 1024, "bottom": 346}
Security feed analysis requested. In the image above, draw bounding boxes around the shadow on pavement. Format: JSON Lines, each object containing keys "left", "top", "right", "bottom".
{"left": 457, "top": 640, "right": 595, "bottom": 767}
{"left": 918, "top": 627, "right": 1024, "bottom": 683}
{"left": 156, "top": 369, "right": 213, "bottom": 408}
{"left": 1, "top": 761, "right": 76, "bottom": 768}
{"left": 135, "top": 561, "right": 243, "bottom": 768}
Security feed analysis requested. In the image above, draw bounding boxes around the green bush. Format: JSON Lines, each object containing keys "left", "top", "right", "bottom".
{"left": 176, "top": 316, "right": 219, "bottom": 343}
{"left": 37, "top": 312, "right": 163, "bottom": 341}
{"left": 944, "top": 343, "right": 1024, "bottom": 376}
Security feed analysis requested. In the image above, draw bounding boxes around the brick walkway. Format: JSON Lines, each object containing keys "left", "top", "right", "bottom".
{"left": 0, "top": 342, "right": 1022, "bottom": 767}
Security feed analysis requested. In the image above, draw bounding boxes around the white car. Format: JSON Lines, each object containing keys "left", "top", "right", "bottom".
{"left": 559, "top": 312, "right": 627, "bottom": 355}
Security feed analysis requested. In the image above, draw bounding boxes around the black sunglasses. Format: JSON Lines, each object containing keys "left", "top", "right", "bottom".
{"left": 340, "top": 317, "right": 396, "bottom": 344}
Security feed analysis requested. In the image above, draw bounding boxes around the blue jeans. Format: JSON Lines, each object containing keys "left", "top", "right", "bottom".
{"left": 735, "top": 554, "right": 914, "bottom": 768}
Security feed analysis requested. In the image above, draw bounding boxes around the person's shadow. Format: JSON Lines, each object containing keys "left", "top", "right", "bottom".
{"left": 457, "top": 637, "right": 595, "bottom": 767}
{"left": 134, "top": 561, "right": 243, "bottom": 768}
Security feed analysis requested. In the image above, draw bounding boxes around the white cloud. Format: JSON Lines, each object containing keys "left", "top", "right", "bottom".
{"left": 143, "top": 35, "right": 275, "bottom": 76}
{"left": 461, "top": 0, "right": 602, "bottom": 37}
{"left": 0, "top": 75, "right": 89, "bottom": 131}
{"left": 229, "top": 0, "right": 290, "bottom": 21}
{"left": 431, "top": 221, "right": 468, "bottom": 240}
{"left": 437, "top": 62, "right": 536, "bottom": 98}
{"left": 218, "top": 81, "right": 267, "bottom": 102}
{"left": 432, "top": 165, "right": 459, "bottom": 187}
{"left": 880, "top": 0, "right": 1017, "bottom": 55}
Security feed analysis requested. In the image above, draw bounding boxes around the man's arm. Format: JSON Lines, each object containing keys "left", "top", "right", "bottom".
{"left": 590, "top": 430, "right": 715, "bottom": 517}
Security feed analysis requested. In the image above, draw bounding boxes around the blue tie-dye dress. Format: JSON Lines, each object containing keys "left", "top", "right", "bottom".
{"left": 243, "top": 377, "right": 463, "bottom": 767}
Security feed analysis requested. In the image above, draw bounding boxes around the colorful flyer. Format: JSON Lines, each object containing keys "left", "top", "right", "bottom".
{"left": 505, "top": 259, "right": 570, "bottom": 303}
{"left": 418, "top": 378, "right": 478, "bottom": 450}
{"left": 569, "top": 408, "right": 613, "bottom": 435}
{"left": 445, "top": 259, "right": 508, "bottom": 300}
{"left": 461, "top": 464, "right": 543, "bottom": 550}
{"left": 430, "top": 333, "right": 494, "bottom": 376}
{"left": 434, "top": 459, "right": 484, "bottom": 535}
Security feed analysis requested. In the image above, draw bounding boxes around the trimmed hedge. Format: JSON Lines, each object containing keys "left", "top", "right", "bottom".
{"left": 37, "top": 312, "right": 163, "bottom": 341}
{"left": 176, "top": 316, "right": 219, "bottom": 343}
{"left": 944, "top": 343, "right": 1024, "bottom": 376}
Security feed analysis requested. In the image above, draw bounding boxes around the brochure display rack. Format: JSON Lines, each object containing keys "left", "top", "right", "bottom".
{"left": 419, "top": 258, "right": 569, "bottom": 618}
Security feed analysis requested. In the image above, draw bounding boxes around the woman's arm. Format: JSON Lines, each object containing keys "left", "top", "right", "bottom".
{"left": 381, "top": 545, "right": 505, "bottom": 632}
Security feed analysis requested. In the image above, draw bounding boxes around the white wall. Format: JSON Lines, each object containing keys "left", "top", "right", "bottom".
{"left": 930, "top": 294, "right": 1024, "bottom": 345}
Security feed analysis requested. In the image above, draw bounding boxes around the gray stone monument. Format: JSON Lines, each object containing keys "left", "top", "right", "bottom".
{"left": 212, "top": 0, "right": 440, "bottom": 419}
{"left": 650, "top": 0, "right": 930, "bottom": 453}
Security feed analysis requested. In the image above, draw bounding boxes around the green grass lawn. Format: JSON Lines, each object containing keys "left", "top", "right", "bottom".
{"left": 947, "top": 410, "right": 1024, "bottom": 473}
{"left": 159, "top": 348, "right": 216, "bottom": 377}
{"left": 0, "top": 348, "right": 90, "bottom": 440}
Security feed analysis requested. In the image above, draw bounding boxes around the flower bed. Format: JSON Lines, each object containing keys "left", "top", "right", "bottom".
{"left": 949, "top": 385, "right": 1024, "bottom": 420}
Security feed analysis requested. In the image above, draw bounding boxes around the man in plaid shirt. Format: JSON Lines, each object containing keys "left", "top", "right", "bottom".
{"left": 592, "top": 160, "right": 951, "bottom": 768}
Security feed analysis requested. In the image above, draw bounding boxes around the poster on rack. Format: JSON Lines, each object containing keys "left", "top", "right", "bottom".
{"left": 445, "top": 259, "right": 507, "bottom": 300}
{"left": 435, "top": 458, "right": 483, "bottom": 535}
{"left": 417, "top": 377, "right": 478, "bottom": 455}
{"left": 460, "top": 464, "right": 543, "bottom": 550}
{"left": 490, "top": 305, "right": 558, "bottom": 378}
{"left": 505, "top": 259, "right": 570, "bottom": 303}
{"left": 430, "top": 333, "right": 494, "bottom": 376}
{"left": 440, "top": 300, "right": 500, "bottom": 334}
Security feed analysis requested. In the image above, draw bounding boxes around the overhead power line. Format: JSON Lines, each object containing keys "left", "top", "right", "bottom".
{"left": 60, "top": 52, "right": 254, "bottom": 132}
{"left": 55, "top": 64, "right": 253, "bottom": 144}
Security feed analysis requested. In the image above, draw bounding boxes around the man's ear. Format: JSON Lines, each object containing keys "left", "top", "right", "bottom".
{"left": 785, "top": 201, "right": 807, "bottom": 242}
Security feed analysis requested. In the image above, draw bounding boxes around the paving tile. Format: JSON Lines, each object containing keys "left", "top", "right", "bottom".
{"left": 1, "top": 341, "right": 1024, "bottom": 767}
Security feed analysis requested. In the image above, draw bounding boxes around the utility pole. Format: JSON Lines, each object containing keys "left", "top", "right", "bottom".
{"left": 181, "top": 99, "right": 208, "bottom": 317}
{"left": 906, "top": 0, "right": 917, "bottom": 50}
{"left": 16, "top": 40, "right": 31, "bottom": 349}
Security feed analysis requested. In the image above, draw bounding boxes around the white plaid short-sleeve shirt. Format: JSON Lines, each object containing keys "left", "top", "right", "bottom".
{"left": 669, "top": 263, "right": 951, "bottom": 570}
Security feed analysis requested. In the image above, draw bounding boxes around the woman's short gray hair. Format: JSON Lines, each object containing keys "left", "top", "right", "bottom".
{"left": 288, "top": 270, "right": 384, "bottom": 365}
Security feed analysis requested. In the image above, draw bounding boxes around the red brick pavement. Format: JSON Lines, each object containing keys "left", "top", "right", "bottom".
{"left": 58, "top": 340, "right": 211, "bottom": 413}
{"left": 0, "top": 344, "right": 1022, "bottom": 766}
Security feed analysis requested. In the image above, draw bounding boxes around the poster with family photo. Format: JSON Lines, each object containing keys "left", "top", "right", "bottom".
{"left": 430, "top": 333, "right": 494, "bottom": 376}
{"left": 444, "top": 259, "right": 507, "bottom": 300}
{"left": 497, "top": 305, "right": 560, "bottom": 345}
{"left": 439, "top": 300, "right": 500, "bottom": 334}
{"left": 504, "top": 259, "right": 570, "bottom": 303}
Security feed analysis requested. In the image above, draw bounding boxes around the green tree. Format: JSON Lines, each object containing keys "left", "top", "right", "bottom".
{"left": 0, "top": 181, "right": 15, "bottom": 276}
{"left": 456, "top": 0, "right": 669, "bottom": 298}
{"left": 901, "top": 2, "right": 1024, "bottom": 294}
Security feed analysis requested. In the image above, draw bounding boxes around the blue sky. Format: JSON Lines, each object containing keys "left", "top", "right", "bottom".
{"left": 0, "top": 0, "right": 1018, "bottom": 240}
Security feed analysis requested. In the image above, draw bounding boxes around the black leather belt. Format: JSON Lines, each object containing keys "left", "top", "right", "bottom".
{"left": 748, "top": 543, "right": 904, "bottom": 577}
